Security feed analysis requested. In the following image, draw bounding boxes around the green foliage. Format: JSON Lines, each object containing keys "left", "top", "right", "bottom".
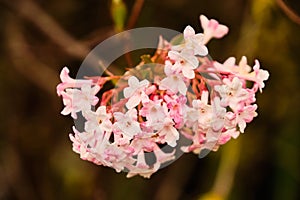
{"left": 110, "top": 0, "right": 127, "bottom": 32}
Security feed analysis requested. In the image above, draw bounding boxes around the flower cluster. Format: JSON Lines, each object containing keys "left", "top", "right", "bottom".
{"left": 57, "top": 15, "right": 269, "bottom": 178}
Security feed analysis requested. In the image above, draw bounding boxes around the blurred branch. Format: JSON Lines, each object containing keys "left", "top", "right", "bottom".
{"left": 5, "top": 15, "right": 59, "bottom": 95}
{"left": 80, "top": 26, "right": 115, "bottom": 47}
{"left": 276, "top": 0, "right": 300, "bottom": 25}
{"left": 127, "top": 0, "right": 144, "bottom": 29}
{"left": 2, "top": 0, "right": 88, "bottom": 59}
{"left": 2, "top": 0, "right": 115, "bottom": 76}
{"left": 125, "top": 0, "right": 145, "bottom": 67}
{"left": 199, "top": 141, "right": 240, "bottom": 200}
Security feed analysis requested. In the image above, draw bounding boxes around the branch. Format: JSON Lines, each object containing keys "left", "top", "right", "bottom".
{"left": 5, "top": 15, "right": 59, "bottom": 95}
{"left": 3, "top": 0, "right": 115, "bottom": 76}
{"left": 126, "top": 0, "right": 145, "bottom": 29}
{"left": 198, "top": 141, "right": 240, "bottom": 200}
{"left": 277, "top": 0, "right": 300, "bottom": 25}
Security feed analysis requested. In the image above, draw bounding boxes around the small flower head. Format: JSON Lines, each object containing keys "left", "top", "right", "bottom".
{"left": 168, "top": 49, "right": 199, "bottom": 79}
{"left": 172, "top": 25, "right": 208, "bottom": 56}
{"left": 200, "top": 15, "right": 229, "bottom": 44}
{"left": 114, "top": 109, "right": 141, "bottom": 139}
{"left": 124, "top": 76, "right": 149, "bottom": 109}
{"left": 159, "top": 61, "right": 187, "bottom": 95}
{"left": 57, "top": 14, "right": 269, "bottom": 179}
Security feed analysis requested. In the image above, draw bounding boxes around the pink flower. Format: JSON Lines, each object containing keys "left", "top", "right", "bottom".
{"left": 57, "top": 14, "right": 270, "bottom": 178}
{"left": 114, "top": 109, "right": 141, "bottom": 139}
{"left": 217, "top": 131, "right": 232, "bottom": 145}
{"left": 234, "top": 104, "right": 258, "bottom": 133}
{"left": 159, "top": 61, "right": 187, "bottom": 95}
{"left": 214, "top": 77, "right": 249, "bottom": 111}
{"left": 124, "top": 76, "right": 149, "bottom": 109}
{"left": 211, "top": 97, "right": 226, "bottom": 131}
{"left": 180, "top": 129, "right": 205, "bottom": 153}
{"left": 200, "top": 15, "right": 229, "bottom": 44}
{"left": 201, "top": 129, "right": 223, "bottom": 152}
{"left": 157, "top": 118, "right": 180, "bottom": 147}
{"left": 191, "top": 91, "right": 213, "bottom": 129}
{"left": 127, "top": 155, "right": 160, "bottom": 178}
{"left": 252, "top": 60, "right": 269, "bottom": 92}
{"left": 60, "top": 84, "right": 100, "bottom": 119}
{"left": 56, "top": 67, "right": 94, "bottom": 96}
{"left": 172, "top": 25, "right": 208, "bottom": 56}
{"left": 165, "top": 95, "right": 187, "bottom": 126}
{"left": 223, "top": 128, "right": 240, "bottom": 139}
{"left": 153, "top": 144, "right": 175, "bottom": 164}
{"left": 213, "top": 57, "right": 236, "bottom": 74}
{"left": 130, "top": 136, "right": 156, "bottom": 154}
{"left": 140, "top": 100, "right": 168, "bottom": 130}
{"left": 69, "top": 127, "right": 92, "bottom": 161}
{"left": 84, "top": 106, "right": 112, "bottom": 134}
{"left": 237, "top": 56, "right": 252, "bottom": 74}
{"left": 213, "top": 57, "right": 269, "bottom": 94}
{"left": 168, "top": 49, "right": 199, "bottom": 79}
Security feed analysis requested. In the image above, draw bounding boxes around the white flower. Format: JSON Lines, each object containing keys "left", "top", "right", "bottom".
{"left": 213, "top": 57, "right": 236, "bottom": 73}
{"left": 114, "top": 109, "right": 141, "bottom": 139}
{"left": 192, "top": 91, "right": 213, "bottom": 129}
{"left": 172, "top": 25, "right": 208, "bottom": 56}
{"left": 234, "top": 104, "right": 258, "bottom": 133}
{"left": 124, "top": 76, "right": 149, "bottom": 109}
{"left": 253, "top": 60, "right": 269, "bottom": 92}
{"left": 60, "top": 84, "right": 100, "bottom": 119}
{"left": 157, "top": 118, "right": 180, "bottom": 147}
{"left": 84, "top": 106, "right": 112, "bottom": 133}
{"left": 159, "top": 61, "right": 187, "bottom": 95}
{"left": 214, "top": 77, "right": 249, "bottom": 111}
{"left": 168, "top": 49, "right": 199, "bottom": 79}
{"left": 139, "top": 100, "right": 168, "bottom": 130}
{"left": 56, "top": 67, "right": 93, "bottom": 96}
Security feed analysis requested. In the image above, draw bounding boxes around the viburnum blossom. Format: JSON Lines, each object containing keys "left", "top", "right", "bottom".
{"left": 157, "top": 118, "right": 180, "bottom": 147}
{"left": 57, "top": 14, "right": 269, "bottom": 178}
{"left": 139, "top": 99, "right": 167, "bottom": 130}
{"left": 172, "top": 25, "right": 208, "bottom": 56}
{"left": 84, "top": 106, "right": 112, "bottom": 133}
{"left": 200, "top": 14, "right": 229, "bottom": 44}
{"left": 159, "top": 61, "right": 187, "bottom": 95}
{"left": 57, "top": 67, "right": 94, "bottom": 96}
{"left": 114, "top": 109, "right": 141, "bottom": 140}
{"left": 233, "top": 104, "right": 258, "bottom": 133}
{"left": 214, "top": 77, "right": 250, "bottom": 111}
{"left": 252, "top": 60, "right": 270, "bottom": 92}
{"left": 168, "top": 49, "right": 199, "bottom": 79}
{"left": 60, "top": 84, "right": 100, "bottom": 119}
{"left": 124, "top": 76, "right": 149, "bottom": 109}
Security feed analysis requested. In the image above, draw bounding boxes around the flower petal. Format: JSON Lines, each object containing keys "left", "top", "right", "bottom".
{"left": 183, "top": 25, "right": 195, "bottom": 38}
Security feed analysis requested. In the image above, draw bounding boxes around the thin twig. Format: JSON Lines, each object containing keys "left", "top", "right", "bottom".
{"left": 276, "top": 0, "right": 300, "bottom": 25}
{"left": 126, "top": 0, "right": 145, "bottom": 29}
{"left": 123, "top": 0, "right": 145, "bottom": 67}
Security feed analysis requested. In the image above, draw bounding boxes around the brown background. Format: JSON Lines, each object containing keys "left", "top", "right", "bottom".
{"left": 0, "top": 0, "right": 299, "bottom": 199}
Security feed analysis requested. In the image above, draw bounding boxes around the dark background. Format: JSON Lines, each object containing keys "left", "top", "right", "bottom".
{"left": 0, "top": 0, "right": 299, "bottom": 199}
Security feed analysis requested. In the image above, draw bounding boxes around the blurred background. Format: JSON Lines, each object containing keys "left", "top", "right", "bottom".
{"left": 0, "top": 0, "right": 299, "bottom": 199}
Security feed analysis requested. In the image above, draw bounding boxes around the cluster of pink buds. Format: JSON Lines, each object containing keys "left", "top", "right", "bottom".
{"left": 57, "top": 15, "right": 269, "bottom": 178}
